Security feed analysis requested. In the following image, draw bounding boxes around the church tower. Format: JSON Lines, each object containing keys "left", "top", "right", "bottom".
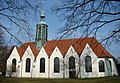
{"left": 35, "top": 1, "right": 48, "bottom": 49}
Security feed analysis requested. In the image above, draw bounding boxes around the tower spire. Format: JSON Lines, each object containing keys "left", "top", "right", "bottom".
{"left": 35, "top": 0, "right": 48, "bottom": 49}
{"left": 39, "top": 0, "right": 46, "bottom": 24}
{"left": 41, "top": 0, "right": 45, "bottom": 17}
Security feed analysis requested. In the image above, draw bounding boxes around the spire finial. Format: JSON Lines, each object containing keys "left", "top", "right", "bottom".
{"left": 42, "top": 0, "right": 45, "bottom": 9}
{"left": 39, "top": 0, "right": 46, "bottom": 24}
{"left": 41, "top": 0, "right": 45, "bottom": 17}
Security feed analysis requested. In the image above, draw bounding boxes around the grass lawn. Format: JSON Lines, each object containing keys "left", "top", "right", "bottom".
{"left": 0, "top": 77, "right": 120, "bottom": 83}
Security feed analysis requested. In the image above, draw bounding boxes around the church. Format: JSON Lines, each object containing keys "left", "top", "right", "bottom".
{"left": 6, "top": 5, "right": 118, "bottom": 78}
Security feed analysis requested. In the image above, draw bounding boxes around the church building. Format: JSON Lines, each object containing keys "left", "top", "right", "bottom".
{"left": 6, "top": 4, "right": 118, "bottom": 78}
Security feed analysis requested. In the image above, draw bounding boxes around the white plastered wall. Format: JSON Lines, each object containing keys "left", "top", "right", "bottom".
{"left": 97, "top": 58, "right": 107, "bottom": 77}
{"left": 97, "top": 58, "right": 119, "bottom": 77}
{"left": 6, "top": 44, "right": 118, "bottom": 78}
{"left": 108, "top": 58, "right": 119, "bottom": 76}
{"left": 21, "top": 46, "right": 35, "bottom": 77}
{"left": 64, "top": 45, "right": 79, "bottom": 78}
{"left": 80, "top": 43, "right": 98, "bottom": 78}
{"left": 49, "top": 46, "right": 63, "bottom": 78}
{"left": 34, "top": 47, "right": 49, "bottom": 78}
{"left": 6, "top": 47, "right": 21, "bottom": 77}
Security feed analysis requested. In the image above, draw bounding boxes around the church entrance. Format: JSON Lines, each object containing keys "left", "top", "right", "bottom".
{"left": 69, "top": 70, "right": 76, "bottom": 78}
{"left": 69, "top": 56, "right": 76, "bottom": 78}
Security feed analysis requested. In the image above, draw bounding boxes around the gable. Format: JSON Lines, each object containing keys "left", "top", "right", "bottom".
{"left": 50, "top": 46, "right": 63, "bottom": 58}
{"left": 7, "top": 47, "right": 20, "bottom": 63}
{"left": 17, "top": 42, "right": 39, "bottom": 58}
{"left": 21, "top": 46, "right": 35, "bottom": 59}
{"left": 44, "top": 37, "right": 112, "bottom": 58}
{"left": 36, "top": 47, "right": 48, "bottom": 60}
{"left": 14, "top": 37, "right": 112, "bottom": 58}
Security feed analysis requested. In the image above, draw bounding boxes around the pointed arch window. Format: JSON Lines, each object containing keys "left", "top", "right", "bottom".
{"left": 85, "top": 56, "right": 92, "bottom": 72}
{"left": 12, "top": 59, "right": 16, "bottom": 72}
{"left": 69, "top": 56, "right": 75, "bottom": 69}
{"left": 40, "top": 58, "right": 45, "bottom": 73}
{"left": 99, "top": 60, "right": 105, "bottom": 72}
{"left": 26, "top": 58, "right": 31, "bottom": 72}
{"left": 69, "top": 56, "right": 76, "bottom": 78}
{"left": 54, "top": 57, "right": 60, "bottom": 73}
{"left": 109, "top": 60, "right": 112, "bottom": 72}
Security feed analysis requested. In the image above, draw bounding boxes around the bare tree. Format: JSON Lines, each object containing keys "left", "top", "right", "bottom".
{"left": 0, "top": 0, "right": 43, "bottom": 75}
{"left": 115, "top": 56, "right": 120, "bottom": 75}
{"left": 51, "top": 0, "right": 120, "bottom": 77}
{"left": 0, "top": 28, "right": 8, "bottom": 75}
{"left": 51, "top": 0, "right": 120, "bottom": 46}
{"left": 0, "top": 28, "right": 5, "bottom": 46}
{"left": 116, "top": 56, "right": 120, "bottom": 64}
{"left": 60, "top": 47, "right": 97, "bottom": 78}
{"left": 6, "top": 64, "right": 18, "bottom": 77}
{"left": 0, "top": 0, "right": 42, "bottom": 45}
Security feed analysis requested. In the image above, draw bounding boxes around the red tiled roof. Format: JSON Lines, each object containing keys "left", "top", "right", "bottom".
{"left": 17, "top": 42, "right": 40, "bottom": 58}
{"left": 44, "top": 38, "right": 112, "bottom": 57}
{"left": 16, "top": 38, "right": 112, "bottom": 58}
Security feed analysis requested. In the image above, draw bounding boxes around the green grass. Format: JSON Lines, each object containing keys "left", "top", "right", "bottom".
{"left": 0, "top": 77, "right": 120, "bottom": 83}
